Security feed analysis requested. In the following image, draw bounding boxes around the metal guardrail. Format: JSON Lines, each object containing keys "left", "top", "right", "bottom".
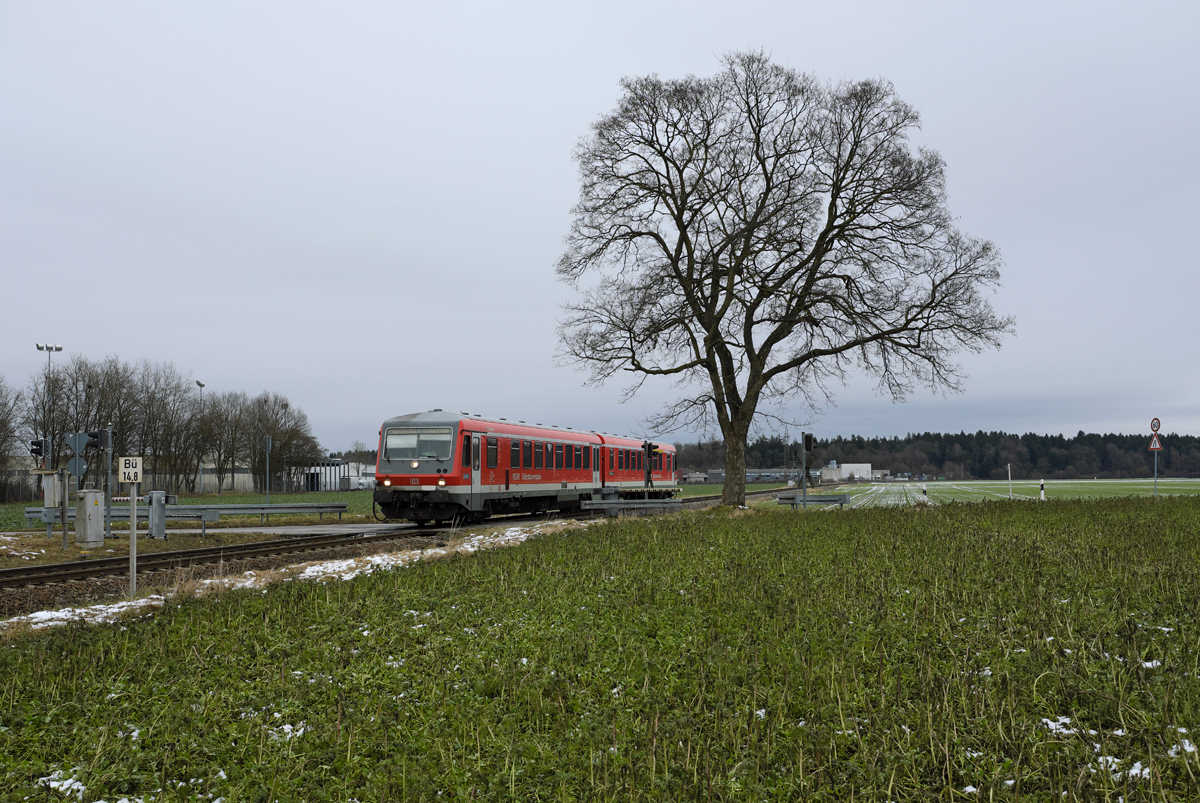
{"left": 776, "top": 493, "right": 849, "bottom": 509}
{"left": 25, "top": 503, "right": 349, "bottom": 535}
{"left": 580, "top": 498, "right": 682, "bottom": 516}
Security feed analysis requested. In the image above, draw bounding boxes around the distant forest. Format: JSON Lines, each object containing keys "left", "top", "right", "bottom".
{"left": 673, "top": 431, "right": 1198, "bottom": 480}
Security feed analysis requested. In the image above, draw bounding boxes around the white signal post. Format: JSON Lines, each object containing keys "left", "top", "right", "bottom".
{"left": 1149, "top": 418, "right": 1162, "bottom": 498}
{"left": 121, "top": 457, "right": 142, "bottom": 596}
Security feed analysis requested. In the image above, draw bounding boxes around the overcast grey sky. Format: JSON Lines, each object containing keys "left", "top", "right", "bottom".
{"left": 2, "top": 1, "right": 1197, "bottom": 450}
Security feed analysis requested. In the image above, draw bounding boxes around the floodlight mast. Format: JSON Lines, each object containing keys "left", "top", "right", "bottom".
{"left": 196, "top": 381, "right": 205, "bottom": 494}
{"left": 34, "top": 344, "right": 63, "bottom": 471}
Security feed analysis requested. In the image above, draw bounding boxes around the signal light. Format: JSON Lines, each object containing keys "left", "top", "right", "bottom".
{"left": 803, "top": 433, "right": 815, "bottom": 453}
{"left": 29, "top": 439, "right": 44, "bottom": 457}
{"left": 86, "top": 431, "right": 108, "bottom": 450}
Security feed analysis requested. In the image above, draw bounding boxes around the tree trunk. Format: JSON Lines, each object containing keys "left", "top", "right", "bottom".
{"left": 722, "top": 426, "right": 748, "bottom": 506}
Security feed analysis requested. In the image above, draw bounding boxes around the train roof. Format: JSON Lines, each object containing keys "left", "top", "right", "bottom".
{"left": 379, "top": 410, "right": 674, "bottom": 450}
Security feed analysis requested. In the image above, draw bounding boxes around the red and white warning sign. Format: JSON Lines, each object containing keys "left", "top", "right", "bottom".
{"left": 1149, "top": 433, "right": 1163, "bottom": 451}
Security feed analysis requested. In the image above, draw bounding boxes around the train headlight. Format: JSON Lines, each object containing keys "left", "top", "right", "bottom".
{"left": 383, "top": 480, "right": 391, "bottom": 486}
{"left": 411, "top": 460, "right": 419, "bottom": 469}
{"left": 437, "top": 478, "right": 446, "bottom": 487}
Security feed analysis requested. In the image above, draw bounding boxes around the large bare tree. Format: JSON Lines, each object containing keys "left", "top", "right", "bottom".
{"left": 0, "top": 375, "right": 22, "bottom": 465}
{"left": 557, "top": 52, "right": 1013, "bottom": 504}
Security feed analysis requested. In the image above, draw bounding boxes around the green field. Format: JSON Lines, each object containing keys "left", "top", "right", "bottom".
{"left": 3, "top": 497, "right": 1200, "bottom": 800}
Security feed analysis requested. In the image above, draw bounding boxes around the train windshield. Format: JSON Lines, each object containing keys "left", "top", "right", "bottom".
{"left": 384, "top": 427, "right": 454, "bottom": 462}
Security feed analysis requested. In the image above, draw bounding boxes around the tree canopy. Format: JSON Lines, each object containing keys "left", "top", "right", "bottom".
{"left": 557, "top": 52, "right": 1013, "bottom": 504}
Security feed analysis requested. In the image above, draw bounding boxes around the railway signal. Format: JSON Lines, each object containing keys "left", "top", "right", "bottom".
{"left": 86, "top": 430, "right": 109, "bottom": 450}
{"left": 29, "top": 439, "right": 44, "bottom": 458}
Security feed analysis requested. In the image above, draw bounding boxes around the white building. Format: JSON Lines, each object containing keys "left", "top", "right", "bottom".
{"left": 819, "top": 461, "right": 873, "bottom": 483}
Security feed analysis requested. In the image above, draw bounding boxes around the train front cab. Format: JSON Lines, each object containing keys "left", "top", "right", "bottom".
{"left": 374, "top": 417, "right": 465, "bottom": 525}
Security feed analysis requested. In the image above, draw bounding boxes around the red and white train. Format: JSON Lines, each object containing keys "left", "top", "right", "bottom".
{"left": 373, "top": 410, "right": 678, "bottom": 524}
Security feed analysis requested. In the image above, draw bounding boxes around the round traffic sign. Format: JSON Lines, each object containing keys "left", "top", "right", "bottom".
{"left": 1151, "top": 418, "right": 1160, "bottom": 433}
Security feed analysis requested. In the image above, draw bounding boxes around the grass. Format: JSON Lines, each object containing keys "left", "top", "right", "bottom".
{"left": 3, "top": 497, "right": 1200, "bottom": 800}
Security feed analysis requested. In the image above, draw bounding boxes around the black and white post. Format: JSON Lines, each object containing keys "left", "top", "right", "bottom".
{"left": 1150, "top": 418, "right": 1162, "bottom": 499}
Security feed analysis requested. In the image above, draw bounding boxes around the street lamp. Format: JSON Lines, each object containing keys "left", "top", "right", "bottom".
{"left": 195, "top": 381, "right": 205, "bottom": 495}
{"left": 35, "top": 344, "right": 62, "bottom": 470}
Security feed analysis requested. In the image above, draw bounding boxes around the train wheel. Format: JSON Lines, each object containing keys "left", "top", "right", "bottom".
{"left": 411, "top": 519, "right": 430, "bottom": 528}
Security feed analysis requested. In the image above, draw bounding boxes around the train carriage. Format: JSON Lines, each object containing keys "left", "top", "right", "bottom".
{"left": 372, "top": 410, "right": 677, "bottom": 524}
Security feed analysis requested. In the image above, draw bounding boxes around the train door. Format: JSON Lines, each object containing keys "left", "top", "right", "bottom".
{"left": 470, "top": 435, "right": 481, "bottom": 508}
{"left": 593, "top": 446, "right": 600, "bottom": 488}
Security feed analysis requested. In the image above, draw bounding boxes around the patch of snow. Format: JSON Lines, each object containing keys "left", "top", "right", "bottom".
{"left": 12, "top": 597, "right": 165, "bottom": 631}
{"left": 1168, "top": 740, "right": 1196, "bottom": 758}
{"left": 1042, "top": 716, "right": 1076, "bottom": 736}
{"left": 39, "top": 768, "right": 86, "bottom": 800}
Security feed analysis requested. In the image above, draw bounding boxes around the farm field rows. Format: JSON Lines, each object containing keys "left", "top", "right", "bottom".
{"left": 840, "top": 479, "right": 1200, "bottom": 508}
{"left": 3, "top": 498, "right": 1200, "bottom": 800}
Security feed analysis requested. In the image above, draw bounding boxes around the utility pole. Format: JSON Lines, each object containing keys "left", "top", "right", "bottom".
{"left": 105, "top": 423, "right": 113, "bottom": 539}
{"left": 266, "top": 435, "right": 272, "bottom": 505}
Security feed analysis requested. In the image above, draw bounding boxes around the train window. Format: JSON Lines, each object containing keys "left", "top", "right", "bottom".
{"left": 522, "top": 440, "right": 532, "bottom": 469}
{"left": 461, "top": 434, "right": 470, "bottom": 467}
{"left": 582, "top": 444, "right": 590, "bottom": 469}
{"left": 472, "top": 436, "right": 480, "bottom": 471}
{"left": 510, "top": 439, "right": 520, "bottom": 468}
{"left": 555, "top": 443, "right": 563, "bottom": 470}
{"left": 534, "top": 441, "right": 543, "bottom": 470}
{"left": 609, "top": 449, "right": 614, "bottom": 470}
{"left": 637, "top": 450, "right": 643, "bottom": 471}
{"left": 545, "top": 442, "right": 553, "bottom": 469}
{"left": 564, "top": 443, "right": 572, "bottom": 470}
{"left": 574, "top": 444, "right": 581, "bottom": 468}
{"left": 618, "top": 450, "right": 624, "bottom": 471}
{"left": 384, "top": 427, "right": 453, "bottom": 461}
{"left": 486, "top": 437, "right": 498, "bottom": 468}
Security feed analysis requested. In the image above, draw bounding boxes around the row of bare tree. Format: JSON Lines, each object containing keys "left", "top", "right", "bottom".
{"left": 0, "top": 356, "right": 325, "bottom": 494}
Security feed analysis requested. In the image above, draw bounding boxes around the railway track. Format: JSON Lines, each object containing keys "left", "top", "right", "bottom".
{"left": 0, "top": 525, "right": 453, "bottom": 589}
{"left": 0, "top": 488, "right": 792, "bottom": 589}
